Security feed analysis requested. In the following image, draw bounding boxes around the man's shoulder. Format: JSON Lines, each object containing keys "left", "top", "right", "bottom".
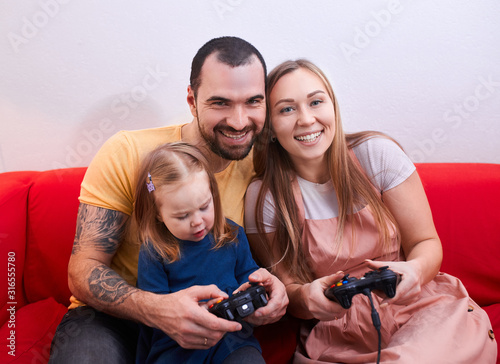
{"left": 116, "top": 124, "right": 184, "bottom": 147}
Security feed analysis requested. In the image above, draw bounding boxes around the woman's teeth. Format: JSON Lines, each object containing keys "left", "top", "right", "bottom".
{"left": 295, "top": 131, "right": 321, "bottom": 142}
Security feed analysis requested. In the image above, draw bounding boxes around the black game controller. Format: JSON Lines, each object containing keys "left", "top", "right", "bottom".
{"left": 209, "top": 283, "right": 268, "bottom": 321}
{"left": 324, "top": 266, "right": 401, "bottom": 309}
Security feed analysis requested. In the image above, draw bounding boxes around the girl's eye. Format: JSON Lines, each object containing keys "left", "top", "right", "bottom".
{"left": 200, "top": 200, "right": 212, "bottom": 211}
{"left": 176, "top": 214, "right": 188, "bottom": 221}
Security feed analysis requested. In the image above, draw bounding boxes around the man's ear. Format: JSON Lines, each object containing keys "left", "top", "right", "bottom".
{"left": 187, "top": 85, "right": 197, "bottom": 117}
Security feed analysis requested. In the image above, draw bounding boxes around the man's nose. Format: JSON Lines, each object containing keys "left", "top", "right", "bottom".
{"left": 225, "top": 105, "right": 247, "bottom": 130}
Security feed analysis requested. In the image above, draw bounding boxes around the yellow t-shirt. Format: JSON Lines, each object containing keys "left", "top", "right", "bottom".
{"left": 77, "top": 124, "right": 255, "bottom": 288}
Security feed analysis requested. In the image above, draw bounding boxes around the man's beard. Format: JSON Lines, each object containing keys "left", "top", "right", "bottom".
{"left": 197, "top": 117, "right": 256, "bottom": 161}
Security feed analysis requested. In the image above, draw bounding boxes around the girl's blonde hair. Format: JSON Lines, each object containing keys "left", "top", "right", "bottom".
{"left": 134, "top": 142, "right": 237, "bottom": 262}
{"left": 252, "top": 59, "right": 401, "bottom": 283}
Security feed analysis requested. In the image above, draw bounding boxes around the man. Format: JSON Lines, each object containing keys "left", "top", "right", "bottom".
{"left": 49, "top": 36, "right": 288, "bottom": 363}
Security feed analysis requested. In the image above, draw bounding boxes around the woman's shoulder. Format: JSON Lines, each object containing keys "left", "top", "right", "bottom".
{"left": 351, "top": 134, "right": 416, "bottom": 192}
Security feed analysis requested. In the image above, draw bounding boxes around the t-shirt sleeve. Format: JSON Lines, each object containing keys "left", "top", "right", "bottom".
{"left": 79, "top": 131, "right": 139, "bottom": 215}
{"left": 244, "top": 179, "right": 277, "bottom": 234}
{"left": 136, "top": 245, "right": 170, "bottom": 294}
{"left": 352, "top": 137, "right": 416, "bottom": 193}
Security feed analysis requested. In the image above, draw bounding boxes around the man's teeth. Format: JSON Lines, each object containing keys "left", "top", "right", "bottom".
{"left": 295, "top": 131, "right": 321, "bottom": 142}
{"left": 222, "top": 131, "right": 248, "bottom": 139}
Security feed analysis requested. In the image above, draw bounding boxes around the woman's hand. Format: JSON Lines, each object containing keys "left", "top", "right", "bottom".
{"left": 299, "top": 271, "right": 348, "bottom": 321}
{"left": 365, "top": 259, "right": 423, "bottom": 306}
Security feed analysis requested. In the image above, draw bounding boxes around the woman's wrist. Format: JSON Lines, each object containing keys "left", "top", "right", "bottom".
{"left": 286, "top": 282, "right": 315, "bottom": 320}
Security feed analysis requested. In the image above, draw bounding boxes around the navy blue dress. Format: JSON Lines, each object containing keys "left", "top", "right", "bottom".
{"left": 136, "top": 220, "right": 262, "bottom": 364}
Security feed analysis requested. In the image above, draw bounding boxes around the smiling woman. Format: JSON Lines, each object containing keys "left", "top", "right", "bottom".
{"left": 268, "top": 68, "right": 336, "bottom": 182}
{"left": 244, "top": 59, "right": 497, "bottom": 363}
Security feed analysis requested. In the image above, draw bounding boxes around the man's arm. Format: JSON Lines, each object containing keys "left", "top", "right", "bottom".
{"left": 69, "top": 203, "right": 136, "bottom": 312}
{"left": 68, "top": 203, "right": 242, "bottom": 349}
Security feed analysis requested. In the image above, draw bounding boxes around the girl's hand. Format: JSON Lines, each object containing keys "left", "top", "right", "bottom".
{"left": 365, "top": 259, "right": 423, "bottom": 306}
{"left": 303, "top": 271, "right": 348, "bottom": 321}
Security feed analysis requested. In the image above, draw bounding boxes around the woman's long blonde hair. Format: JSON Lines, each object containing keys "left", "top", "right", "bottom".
{"left": 134, "top": 142, "right": 237, "bottom": 262}
{"left": 252, "top": 59, "right": 401, "bottom": 283}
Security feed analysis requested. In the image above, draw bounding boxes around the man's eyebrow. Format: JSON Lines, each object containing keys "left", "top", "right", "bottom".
{"left": 206, "top": 96, "right": 230, "bottom": 103}
{"left": 248, "top": 94, "right": 265, "bottom": 101}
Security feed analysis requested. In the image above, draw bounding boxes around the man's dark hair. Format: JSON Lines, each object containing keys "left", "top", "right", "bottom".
{"left": 190, "top": 36, "right": 267, "bottom": 96}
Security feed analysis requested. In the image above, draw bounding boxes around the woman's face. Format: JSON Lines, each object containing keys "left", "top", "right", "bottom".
{"left": 269, "top": 68, "right": 335, "bottom": 169}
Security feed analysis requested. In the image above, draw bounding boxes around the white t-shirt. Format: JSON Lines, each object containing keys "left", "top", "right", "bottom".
{"left": 244, "top": 137, "right": 416, "bottom": 233}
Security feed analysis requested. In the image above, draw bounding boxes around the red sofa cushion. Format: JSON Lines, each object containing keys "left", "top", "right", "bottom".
{"left": 0, "top": 297, "right": 68, "bottom": 364}
{"left": 255, "top": 317, "right": 299, "bottom": 364}
{"left": 416, "top": 163, "right": 500, "bottom": 307}
{"left": 0, "top": 171, "right": 34, "bottom": 325}
{"left": 24, "top": 168, "right": 86, "bottom": 306}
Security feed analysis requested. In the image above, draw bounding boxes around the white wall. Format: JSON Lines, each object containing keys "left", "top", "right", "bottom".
{"left": 1, "top": 0, "right": 499, "bottom": 172}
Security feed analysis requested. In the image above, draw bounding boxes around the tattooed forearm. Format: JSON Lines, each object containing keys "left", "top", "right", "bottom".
{"left": 88, "top": 264, "right": 137, "bottom": 305}
{"left": 72, "top": 203, "right": 127, "bottom": 255}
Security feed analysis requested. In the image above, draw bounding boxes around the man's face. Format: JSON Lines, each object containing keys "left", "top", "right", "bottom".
{"left": 188, "top": 54, "right": 266, "bottom": 160}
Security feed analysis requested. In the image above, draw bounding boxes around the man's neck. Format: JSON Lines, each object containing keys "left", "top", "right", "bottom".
{"left": 181, "top": 121, "right": 232, "bottom": 174}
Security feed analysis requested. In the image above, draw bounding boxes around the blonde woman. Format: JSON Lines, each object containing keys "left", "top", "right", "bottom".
{"left": 245, "top": 59, "right": 496, "bottom": 363}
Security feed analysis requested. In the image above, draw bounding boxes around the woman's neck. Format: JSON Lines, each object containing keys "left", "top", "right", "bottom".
{"left": 293, "top": 157, "right": 330, "bottom": 184}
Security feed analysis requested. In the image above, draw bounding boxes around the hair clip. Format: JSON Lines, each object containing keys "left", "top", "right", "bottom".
{"left": 146, "top": 172, "right": 155, "bottom": 193}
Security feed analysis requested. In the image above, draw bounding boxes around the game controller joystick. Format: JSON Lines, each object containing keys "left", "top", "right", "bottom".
{"left": 209, "top": 283, "right": 268, "bottom": 321}
{"left": 324, "top": 266, "right": 400, "bottom": 309}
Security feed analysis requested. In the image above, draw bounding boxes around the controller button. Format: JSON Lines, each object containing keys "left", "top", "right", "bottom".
{"left": 260, "top": 294, "right": 268, "bottom": 305}
{"left": 225, "top": 309, "right": 235, "bottom": 321}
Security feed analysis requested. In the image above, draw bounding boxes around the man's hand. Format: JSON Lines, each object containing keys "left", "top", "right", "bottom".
{"left": 244, "top": 268, "right": 288, "bottom": 326}
{"left": 140, "top": 285, "right": 243, "bottom": 349}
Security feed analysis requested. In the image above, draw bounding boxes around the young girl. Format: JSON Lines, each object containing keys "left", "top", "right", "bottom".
{"left": 245, "top": 59, "right": 496, "bottom": 363}
{"left": 134, "top": 142, "right": 265, "bottom": 364}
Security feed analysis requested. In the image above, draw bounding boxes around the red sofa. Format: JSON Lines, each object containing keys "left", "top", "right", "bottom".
{"left": 1, "top": 163, "right": 499, "bottom": 363}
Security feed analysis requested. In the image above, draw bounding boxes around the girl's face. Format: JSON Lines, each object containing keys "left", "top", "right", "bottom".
{"left": 155, "top": 170, "right": 215, "bottom": 242}
{"left": 269, "top": 68, "right": 335, "bottom": 168}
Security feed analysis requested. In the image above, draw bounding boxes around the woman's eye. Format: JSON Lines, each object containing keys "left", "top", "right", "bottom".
{"left": 311, "top": 99, "right": 323, "bottom": 106}
{"left": 280, "top": 106, "right": 293, "bottom": 113}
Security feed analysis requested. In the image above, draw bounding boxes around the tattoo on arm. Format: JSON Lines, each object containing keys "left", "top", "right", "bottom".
{"left": 72, "top": 203, "right": 127, "bottom": 255}
{"left": 88, "top": 264, "right": 137, "bottom": 304}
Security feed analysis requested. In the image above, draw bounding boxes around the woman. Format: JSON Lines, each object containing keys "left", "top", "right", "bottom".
{"left": 244, "top": 59, "right": 496, "bottom": 363}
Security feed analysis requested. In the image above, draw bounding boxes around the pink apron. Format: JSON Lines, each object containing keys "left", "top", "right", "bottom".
{"left": 290, "top": 179, "right": 497, "bottom": 363}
